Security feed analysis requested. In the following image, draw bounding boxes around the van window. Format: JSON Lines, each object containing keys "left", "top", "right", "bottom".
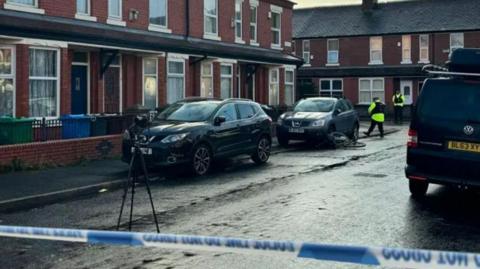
{"left": 417, "top": 79, "right": 480, "bottom": 122}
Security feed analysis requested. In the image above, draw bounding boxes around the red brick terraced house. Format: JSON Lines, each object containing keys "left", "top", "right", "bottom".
{"left": 0, "top": 0, "right": 302, "bottom": 119}
{"left": 292, "top": 0, "right": 480, "bottom": 118}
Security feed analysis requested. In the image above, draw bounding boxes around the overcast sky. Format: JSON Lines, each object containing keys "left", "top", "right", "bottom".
{"left": 293, "top": 0, "right": 407, "bottom": 8}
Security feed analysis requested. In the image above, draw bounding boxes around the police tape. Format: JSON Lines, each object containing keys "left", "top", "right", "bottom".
{"left": 0, "top": 225, "right": 478, "bottom": 269}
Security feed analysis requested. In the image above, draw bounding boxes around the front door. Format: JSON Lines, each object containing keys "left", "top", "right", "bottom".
{"left": 400, "top": 80, "right": 413, "bottom": 105}
{"left": 71, "top": 65, "right": 88, "bottom": 115}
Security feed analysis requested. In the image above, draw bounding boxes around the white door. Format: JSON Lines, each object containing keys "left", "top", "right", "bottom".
{"left": 400, "top": 80, "right": 413, "bottom": 105}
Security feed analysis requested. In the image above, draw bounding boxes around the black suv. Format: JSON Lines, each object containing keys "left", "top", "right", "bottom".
{"left": 122, "top": 98, "right": 272, "bottom": 176}
{"left": 406, "top": 48, "right": 480, "bottom": 197}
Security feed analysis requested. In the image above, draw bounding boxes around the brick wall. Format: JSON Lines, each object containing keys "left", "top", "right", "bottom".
{"left": 15, "top": 44, "right": 29, "bottom": 117}
{"left": 0, "top": 135, "right": 122, "bottom": 168}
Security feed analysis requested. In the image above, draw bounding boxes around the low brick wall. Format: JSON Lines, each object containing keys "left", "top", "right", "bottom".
{"left": 0, "top": 135, "right": 122, "bottom": 169}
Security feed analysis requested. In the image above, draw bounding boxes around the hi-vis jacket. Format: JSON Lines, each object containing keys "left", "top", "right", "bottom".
{"left": 368, "top": 100, "right": 385, "bottom": 122}
{"left": 392, "top": 93, "right": 405, "bottom": 107}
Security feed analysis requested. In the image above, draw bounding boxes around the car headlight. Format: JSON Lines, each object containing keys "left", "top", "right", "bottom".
{"left": 311, "top": 120, "right": 325, "bottom": 127}
{"left": 161, "top": 133, "right": 189, "bottom": 144}
{"left": 123, "top": 130, "right": 131, "bottom": 140}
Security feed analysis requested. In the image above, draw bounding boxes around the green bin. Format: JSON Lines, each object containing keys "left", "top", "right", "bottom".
{"left": 0, "top": 117, "right": 33, "bottom": 145}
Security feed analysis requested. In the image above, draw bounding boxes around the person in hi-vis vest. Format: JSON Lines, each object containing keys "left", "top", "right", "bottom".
{"left": 364, "top": 97, "right": 385, "bottom": 138}
{"left": 392, "top": 89, "right": 405, "bottom": 124}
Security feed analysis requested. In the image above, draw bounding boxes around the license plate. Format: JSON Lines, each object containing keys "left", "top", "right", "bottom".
{"left": 131, "top": 147, "right": 153, "bottom": 155}
{"left": 448, "top": 141, "right": 480, "bottom": 153}
{"left": 289, "top": 128, "right": 305, "bottom": 134}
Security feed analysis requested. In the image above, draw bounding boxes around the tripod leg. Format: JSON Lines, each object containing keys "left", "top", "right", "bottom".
{"left": 139, "top": 153, "right": 160, "bottom": 233}
{"left": 117, "top": 153, "right": 135, "bottom": 230}
{"left": 128, "top": 169, "right": 136, "bottom": 232}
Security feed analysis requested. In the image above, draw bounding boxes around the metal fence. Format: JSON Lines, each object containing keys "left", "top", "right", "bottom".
{"left": 0, "top": 115, "right": 135, "bottom": 146}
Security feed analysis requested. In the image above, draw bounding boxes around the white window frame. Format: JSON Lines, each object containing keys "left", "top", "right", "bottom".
{"left": 0, "top": 46, "right": 16, "bottom": 117}
{"left": 302, "top": 40, "right": 310, "bottom": 66}
{"left": 268, "top": 68, "right": 280, "bottom": 106}
{"left": 358, "top": 78, "right": 385, "bottom": 105}
{"left": 270, "top": 5, "right": 282, "bottom": 50}
{"left": 167, "top": 58, "right": 186, "bottom": 104}
{"left": 419, "top": 34, "right": 430, "bottom": 64}
{"left": 450, "top": 32, "right": 464, "bottom": 52}
{"left": 5, "top": 0, "right": 45, "bottom": 14}
{"left": 284, "top": 69, "right": 295, "bottom": 106}
{"left": 235, "top": 0, "right": 244, "bottom": 44}
{"left": 103, "top": 54, "right": 123, "bottom": 113}
{"left": 107, "top": 0, "right": 126, "bottom": 27}
{"left": 369, "top": 36, "right": 383, "bottom": 65}
{"left": 220, "top": 64, "right": 233, "bottom": 99}
{"left": 75, "top": 0, "right": 97, "bottom": 22}
{"left": 249, "top": 2, "right": 258, "bottom": 46}
{"left": 142, "top": 58, "right": 158, "bottom": 109}
{"left": 236, "top": 65, "right": 242, "bottom": 98}
{"left": 401, "top": 35, "right": 412, "bottom": 64}
{"left": 71, "top": 51, "right": 91, "bottom": 115}
{"left": 327, "top": 39, "right": 339, "bottom": 65}
{"left": 201, "top": 62, "right": 214, "bottom": 98}
{"left": 319, "top": 78, "right": 343, "bottom": 98}
{"left": 148, "top": 0, "right": 172, "bottom": 33}
{"left": 204, "top": 0, "right": 220, "bottom": 40}
{"left": 28, "top": 47, "right": 61, "bottom": 119}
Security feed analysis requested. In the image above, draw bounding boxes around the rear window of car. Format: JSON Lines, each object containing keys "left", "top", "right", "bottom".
{"left": 417, "top": 79, "right": 480, "bottom": 122}
{"left": 238, "top": 104, "right": 256, "bottom": 119}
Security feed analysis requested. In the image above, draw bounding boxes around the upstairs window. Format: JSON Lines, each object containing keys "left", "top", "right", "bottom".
{"left": 327, "top": 39, "right": 339, "bottom": 64}
{"left": 76, "top": 0, "right": 89, "bottom": 15}
{"left": 402, "top": 35, "right": 411, "bottom": 63}
{"left": 302, "top": 40, "right": 310, "bottom": 65}
{"left": 235, "top": 0, "right": 243, "bottom": 42}
{"left": 250, "top": 5, "right": 258, "bottom": 44}
{"left": 450, "top": 33, "right": 464, "bottom": 52}
{"left": 7, "top": 0, "right": 36, "bottom": 7}
{"left": 108, "top": 0, "right": 122, "bottom": 19}
{"left": 419, "top": 34, "right": 429, "bottom": 63}
{"left": 369, "top": 36, "right": 383, "bottom": 64}
{"left": 149, "top": 0, "right": 167, "bottom": 27}
{"left": 204, "top": 0, "right": 218, "bottom": 36}
{"left": 271, "top": 10, "right": 281, "bottom": 48}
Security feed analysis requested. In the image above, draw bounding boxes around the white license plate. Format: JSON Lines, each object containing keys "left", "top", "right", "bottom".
{"left": 289, "top": 128, "right": 305, "bottom": 134}
{"left": 131, "top": 147, "right": 153, "bottom": 155}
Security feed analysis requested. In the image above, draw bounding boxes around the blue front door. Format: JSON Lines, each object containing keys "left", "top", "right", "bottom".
{"left": 71, "top": 65, "right": 88, "bottom": 115}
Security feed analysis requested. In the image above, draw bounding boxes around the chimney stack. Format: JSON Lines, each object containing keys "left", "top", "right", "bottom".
{"left": 362, "top": 0, "right": 378, "bottom": 12}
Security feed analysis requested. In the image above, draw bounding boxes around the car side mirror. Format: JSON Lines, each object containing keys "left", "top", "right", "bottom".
{"left": 214, "top": 116, "right": 227, "bottom": 126}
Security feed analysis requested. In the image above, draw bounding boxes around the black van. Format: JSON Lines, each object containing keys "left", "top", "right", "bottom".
{"left": 406, "top": 48, "right": 480, "bottom": 197}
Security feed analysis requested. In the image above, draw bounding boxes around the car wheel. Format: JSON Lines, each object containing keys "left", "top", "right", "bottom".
{"left": 409, "top": 179, "right": 429, "bottom": 198}
{"left": 252, "top": 136, "right": 271, "bottom": 164}
{"left": 191, "top": 144, "right": 212, "bottom": 176}
{"left": 349, "top": 123, "right": 360, "bottom": 142}
{"left": 277, "top": 135, "right": 289, "bottom": 147}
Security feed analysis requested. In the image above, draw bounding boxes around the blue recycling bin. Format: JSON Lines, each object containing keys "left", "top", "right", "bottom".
{"left": 60, "top": 114, "right": 91, "bottom": 139}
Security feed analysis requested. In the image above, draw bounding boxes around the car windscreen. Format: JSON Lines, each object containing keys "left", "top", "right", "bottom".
{"left": 157, "top": 101, "right": 221, "bottom": 122}
{"left": 294, "top": 99, "right": 335, "bottom": 113}
{"left": 417, "top": 80, "right": 480, "bottom": 122}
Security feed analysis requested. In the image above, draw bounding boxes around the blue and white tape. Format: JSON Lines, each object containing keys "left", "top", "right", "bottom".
{"left": 0, "top": 225, "right": 478, "bottom": 269}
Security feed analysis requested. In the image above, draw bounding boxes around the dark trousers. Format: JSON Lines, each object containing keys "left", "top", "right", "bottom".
{"left": 394, "top": 106, "right": 403, "bottom": 124}
{"left": 367, "top": 120, "right": 384, "bottom": 137}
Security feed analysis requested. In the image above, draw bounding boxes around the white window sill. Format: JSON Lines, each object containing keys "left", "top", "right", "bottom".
{"left": 302, "top": 64, "right": 311, "bottom": 67}
{"left": 203, "top": 34, "right": 222, "bottom": 41}
{"left": 271, "top": 44, "right": 283, "bottom": 50}
{"left": 400, "top": 60, "right": 412, "bottom": 65}
{"left": 250, "top": 41, "right": 259, "bottom": 47}
{"left": 418, "top": 60, "right": 430, "bottom": 64}
{"left": 148, "top": 24, "right": 172, "bottom": 33}
{"left": 4, "top": 3, "right": 45, "bottom": 14}
{"left": 106, "top": 18, "right": 126, "bottom": 27}
{"left": 326, "top": 63, "right": 340, "bottom": 67}
{"left": 75, "top": 13, "right": 97, "bottom": 22}
{"left": 235, "top": 39, "right": 246, "bottom": 44}
{"left": 368, "top": 61, "right": 384, "bottom": 65}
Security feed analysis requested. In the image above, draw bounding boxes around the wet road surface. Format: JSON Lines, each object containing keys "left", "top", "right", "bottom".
{"left": 2, "top": 126, "right": 480, "bottom": 269}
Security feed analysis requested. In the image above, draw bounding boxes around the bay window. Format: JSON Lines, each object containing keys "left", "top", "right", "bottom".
{"left": 369, "top": 37, "right": 383, "bottom": 64}
{"left": 221, "top": 65, "right": 233, "bottom": 99}
{"left": 285, "top": 70, "right": 294, "bottom": 106}
{"left": 359, "top": 78, "right": 384, "bottom": 104}
{"left": 143, "top": 58, "right": 158, "bottom": 110}
{"left": 167, "top": 60, "right": 185, "bottom": 104}
{"left": 29, "top": 48, "right": 59, "bottom": 118}
{"left": 204, "top": 0, "right": 218, "bottom": 37}
{"left": 269, "top": 69, "right": 279, "bottom": 106}
{"left": 149, "top": 0, "right": 168, "bottom": 29}
{"left": 320, "top": 79, "right": 343, "bottom": 98}
{"left": 201, "top": 62, "right": 213, "bottom": 98}
{"left": 0, "top": 47, "right": 15, "bottom": 117}
{"left": 327, "top": 39, "right": 339, "bottom": 64}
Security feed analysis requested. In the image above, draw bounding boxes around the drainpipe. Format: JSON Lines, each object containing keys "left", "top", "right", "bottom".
{"left": 186, "top": 0, "right": 190, "bottom": 38}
